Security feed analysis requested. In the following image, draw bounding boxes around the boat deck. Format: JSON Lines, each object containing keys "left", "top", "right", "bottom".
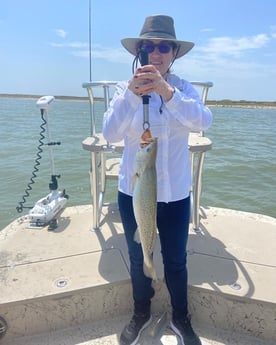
{"left": 0, "top": 204, "right": 275, "bottom": 344}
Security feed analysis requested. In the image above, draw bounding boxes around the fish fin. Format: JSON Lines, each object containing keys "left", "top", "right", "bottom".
{"left": 131, "top": 173, "right": 139, "bottom": 192}
{"left": 150, "top": 312, "right": 167, "bottom": 338}
{"left": 143, "top": 262, "right": 158, "bottom": 281}
{"left": 134, "top": 228, "right": 141, "bottom": 243}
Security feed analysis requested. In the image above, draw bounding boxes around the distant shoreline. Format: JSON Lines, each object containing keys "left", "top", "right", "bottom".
{"left": 206, "top": 100, "right": 276, "bottom": 109}
{"left": 1, "top": 93, "right": 276, "bottom": 108}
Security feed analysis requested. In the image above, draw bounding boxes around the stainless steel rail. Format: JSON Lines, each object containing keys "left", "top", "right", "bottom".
{"left": 82, "top": 81, "right": 213, "bottom": 231}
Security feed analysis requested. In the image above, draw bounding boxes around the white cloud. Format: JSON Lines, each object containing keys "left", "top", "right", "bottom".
{"left": 199, "top": 34, "right": 270, "bottom": 58}
{"left": 51, "top": 38, "right": 131, "bottom": 64}
{"left": 200, "top": 28, "right": 214, "bottom": 33}
{"left": 67, "top": 41, "right": 88, "bottom": 48}
{"left": 54, "top": 29, "right": 68, "bottom": 38}
{"left": 71, "top": 45, "right": 131, "bottom": 63}
{"left": 50, "top": 41, "right": 88, "bottom": 49}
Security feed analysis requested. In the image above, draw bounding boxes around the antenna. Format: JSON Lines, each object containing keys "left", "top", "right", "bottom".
{"left": 89, "top": 0, "right": 92, "bottom": 82}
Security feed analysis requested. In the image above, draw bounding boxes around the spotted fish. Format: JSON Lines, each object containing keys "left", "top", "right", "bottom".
{"left": 132, "top": 133, "right": 158, "bottom": 280}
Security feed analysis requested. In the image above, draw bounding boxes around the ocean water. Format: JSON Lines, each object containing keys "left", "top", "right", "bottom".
{"left": 0, "top": 97, "right": 275, "bottom": 230}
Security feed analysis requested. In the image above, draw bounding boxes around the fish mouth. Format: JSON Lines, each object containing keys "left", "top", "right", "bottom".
{"left": 140, "top": 128, "right": 154, "bottom": 147}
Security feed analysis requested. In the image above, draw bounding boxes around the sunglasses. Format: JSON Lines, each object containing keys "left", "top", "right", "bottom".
{"left": 139, "top": 41, "right": 175, "bottom": 54}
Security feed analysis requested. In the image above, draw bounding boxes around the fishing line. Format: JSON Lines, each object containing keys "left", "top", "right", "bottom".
{"left": 16, "top": 110, "right": 47, "bottom": 212}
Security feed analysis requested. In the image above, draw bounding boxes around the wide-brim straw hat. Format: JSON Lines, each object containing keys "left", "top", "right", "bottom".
{"left": 121, "top": 15, "right": 194, "bottom": 59}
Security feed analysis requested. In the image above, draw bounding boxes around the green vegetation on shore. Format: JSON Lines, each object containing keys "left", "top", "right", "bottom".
{"left": 1, "top": 93, "right": 276, "bottom": 108}
{"left": 206, "top": 99, "right": 276, "bottom": 108}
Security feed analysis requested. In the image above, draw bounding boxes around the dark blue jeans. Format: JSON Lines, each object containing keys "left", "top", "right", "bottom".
{"left": 118, "top": 191, "right": 190, "bottom": 319}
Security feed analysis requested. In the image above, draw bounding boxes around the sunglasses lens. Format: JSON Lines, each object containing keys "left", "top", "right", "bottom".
{"left": 158, "top": 43, "right": 172, "bottom": 53}
{"left": 142, "top": 43, "right": 155, "bottom": 53}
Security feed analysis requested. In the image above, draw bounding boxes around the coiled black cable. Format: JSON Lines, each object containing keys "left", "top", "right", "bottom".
{"left": 16, "top": 110, "right": 46, "bottom": 213}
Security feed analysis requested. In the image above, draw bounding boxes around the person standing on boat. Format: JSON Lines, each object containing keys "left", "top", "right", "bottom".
{"left": 103, "top": 15, "right": 212, "bottom": 345}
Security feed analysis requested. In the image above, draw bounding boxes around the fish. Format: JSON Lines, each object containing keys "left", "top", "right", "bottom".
{"left": 132, "top": 132, "right": 158, "bottom": 280}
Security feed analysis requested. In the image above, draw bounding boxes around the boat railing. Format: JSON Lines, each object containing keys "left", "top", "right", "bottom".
{"left": 82, "top": 80, "right": 213, "bottom": 231}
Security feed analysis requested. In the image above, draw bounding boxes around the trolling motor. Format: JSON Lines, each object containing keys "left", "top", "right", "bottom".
{"left": 22, "top": 96, "right": 68, "bottom": 227}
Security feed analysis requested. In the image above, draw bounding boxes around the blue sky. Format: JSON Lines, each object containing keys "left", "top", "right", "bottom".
{"left": 1, "top": 0, "right": 276, "bottom": 101}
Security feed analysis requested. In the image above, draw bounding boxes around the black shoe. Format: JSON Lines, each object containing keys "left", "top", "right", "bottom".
{"left": 120, "top": 313, "right": 152, "bottom": 345}
{"left": 170, "top": 317, "right": 202, "bottom": 345}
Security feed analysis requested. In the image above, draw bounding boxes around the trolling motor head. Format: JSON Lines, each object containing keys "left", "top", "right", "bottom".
{"left": 36, "top": 96, "right": 55, "bottom": 110}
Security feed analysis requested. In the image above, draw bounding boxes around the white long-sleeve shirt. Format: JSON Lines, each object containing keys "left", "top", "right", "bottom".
{"left": 103, "top": 74, "right": 212, "bottom": 203}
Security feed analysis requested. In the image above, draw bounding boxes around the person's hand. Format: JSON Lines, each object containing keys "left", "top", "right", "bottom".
{"left": 128, "top": 65, "right": 175, "bottom": 101}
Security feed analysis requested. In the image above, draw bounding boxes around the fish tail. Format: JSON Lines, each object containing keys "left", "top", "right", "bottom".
{"left": 134, "top": 228, "right": 141, "bottom": 243}
{"left": 143, "top": 261, "right": 158, "bottom": 281}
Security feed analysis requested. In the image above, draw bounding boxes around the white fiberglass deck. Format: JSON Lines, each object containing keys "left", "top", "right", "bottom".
{"left": 0, "top": 204, "right": 275, "bottom": 344}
